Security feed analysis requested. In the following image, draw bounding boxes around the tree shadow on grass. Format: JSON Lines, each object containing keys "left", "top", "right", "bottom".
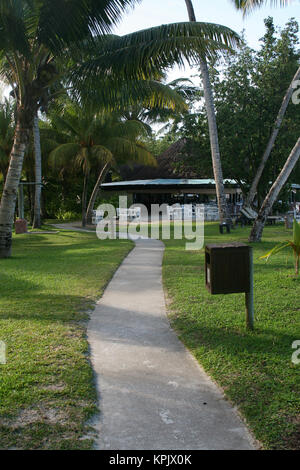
{"left": 0, "top": 273, "right": 93, "bottom": 322}
{"left": 170, "top": 314, "right": 299, "bottom": 368}
{"left": 87, "top": 299, "right": 299, "bottom": 363}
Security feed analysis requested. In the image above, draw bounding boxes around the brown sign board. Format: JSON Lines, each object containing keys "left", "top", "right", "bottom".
{"left": 205, "top": 243, "right": 251, "bottom": 295}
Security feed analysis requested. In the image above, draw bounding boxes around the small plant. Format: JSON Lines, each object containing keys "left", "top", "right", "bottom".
{"left": 54, "top": 209, "right": 81, "bottom": 221}
{"left": 260, "top": 218, "right": 300, "bottom": 275}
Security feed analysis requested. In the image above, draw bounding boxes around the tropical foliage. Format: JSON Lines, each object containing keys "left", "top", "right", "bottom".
{"left": 0, "top": 0, "right": 240, "bottom": 257}
{"left": 162, "top": 17, "right": 300, "bottom": 205}
{"left": 0, "top": 98, "right": 14, "bottom": 182}
{"left": 233, "top": 0, "right": 293, "bottom": 14}
{"left": 48, "top": 103, "right": 156, "bottom": 226}
{"left": 260, "top": 218, "right": 300, "bottom": 274}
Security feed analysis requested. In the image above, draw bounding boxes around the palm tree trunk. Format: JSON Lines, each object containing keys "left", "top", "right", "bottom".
{"left": 86, "top": 162, "right": 110, "bottom": 225}
{"left": 82, "top": 170, "right": 90, "bottom": 227}
{"left": 249, "top": 138, "right": 300, "bottom": 242}
{"left": 245, "top": 65, "right": 300, "bottom": 208}
{"left": 185, "top": 0, "right": 230, "bottom": 225}
{"left": 26, "top": 170, "right": 34, "bottom": 224}
{"left": 32, "top": 114, "right": 42, "bottom": 229}
{"left": 0, "top": 119, "right": 31, "bottom": 258}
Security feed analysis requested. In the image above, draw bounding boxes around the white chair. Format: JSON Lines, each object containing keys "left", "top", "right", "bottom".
{"left": 183, "top": 204, "right": 193, "bottom": 219}
{"left": 92, "top": 209, "right": 104, "bottom": 224}
{"left": 117, "top": 207, "right": 141, "bottom": 221}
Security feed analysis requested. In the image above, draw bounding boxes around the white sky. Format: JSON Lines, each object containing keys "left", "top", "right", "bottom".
{"left": 112, "top": 0, "right": 300, "bottom": 83}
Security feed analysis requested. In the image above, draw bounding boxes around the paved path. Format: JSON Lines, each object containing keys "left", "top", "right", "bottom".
{"left": 88, "top": 239, "right": 256, "bottom": 450}
{"left": 51, "top": 222, "right": 95, "bottom": 233}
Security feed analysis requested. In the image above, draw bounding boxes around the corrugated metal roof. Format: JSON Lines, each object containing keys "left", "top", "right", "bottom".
{"left": 101, "top": 178, "right": 238, "bottom": 188}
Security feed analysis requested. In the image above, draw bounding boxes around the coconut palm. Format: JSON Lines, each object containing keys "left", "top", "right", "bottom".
{"left": 0, "top": 0, "right": 143, "bottom": 256}
{"left": 49, "top": 74, "right": 188, "bottom": 225}
{"left": 32, "top": 115, "right": 43, "bottom": 228}
{"left": 233, "top": 0, "right": 299, "bottom": 209}
{"left": 233, "top": 1, "right": 293, "bottom": 13}
{"left": 32, "top": 81, "right": 67, "bottom": 229}
{"left": 85, "top": 118, "right": 156, "bottom": 226}
{"left": 249, "top": 138, "right": 300, "bottom": 242}
{"left": 184, "top": 0, "right": 231, "bottom": 227}
{"left": 260, "top": 218, "right": 300, "bottom": 275}
{"left": 233, "top": 0, "right": 300, "bottom": 242}
{"left": 70, "top": 23, "right": 240, "bottom": 115}
{"left": 0, "top": 99, "right": 15, "bottom": 183}
{"left": 49, "top": 105, "right": 156, "bottom": 227}
{"left": 0, "top": 1, "right": 240, "bottom": 257}
{"left": 244, "top": 65, "right": 300, "bottom": 208}
{"left": 120, "top": 77, "right": 198, "bottom": 136}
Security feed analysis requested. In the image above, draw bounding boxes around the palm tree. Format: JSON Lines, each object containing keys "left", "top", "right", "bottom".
{"left": 119, "top": 77, "right": 198, "bottom": 139}
{"left": 0, "top": 99, "right": 15, "bottom": 183}
{"left": 31, "top": 80, "right": 67, "bottom": 229}
{"left": 233, "top": 1, "right": 292, "bottom": 13}
{"left": 85, "top": 124, "right": 156, "bottom": 226}
{"left": 51, "top": 75, "right": 187, "bottom": 225}
{"left": 233, "top": 0, "right": 300, "bottom": 242}
{"left": 249, "top": 139, "right": 300, "bottom": 242}
{"left": 32, "top": 114, "right": 42, "bottom": 228}
{"left": 244, "top": 65, "right": 300, "bottom": 207}
{"left": 49, "top": 106, "right": 156, "bottom": 227}
{"left": 0, "top": 0, "right": 143, "bottom": 257}
{"left": 233, "top": 0, "right": 300, "bottom": 208}
{"left": 184, "top": 0, "right": 232, "bottom": 228}
{"left": 0, "top": 1, "right": 239, "bottom": 257}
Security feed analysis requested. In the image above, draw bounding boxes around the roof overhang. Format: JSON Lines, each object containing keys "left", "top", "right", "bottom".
{"left": 101, "top": 178, "right": 240, "bottom": 192}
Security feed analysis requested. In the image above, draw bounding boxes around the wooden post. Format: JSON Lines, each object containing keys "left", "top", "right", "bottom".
{"left": 245, "top": 247, "right": 254, "bottom": 330}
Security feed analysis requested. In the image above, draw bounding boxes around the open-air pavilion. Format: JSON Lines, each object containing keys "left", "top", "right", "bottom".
{"left": 100, "top": 178, "right": 243, "bottom": 218}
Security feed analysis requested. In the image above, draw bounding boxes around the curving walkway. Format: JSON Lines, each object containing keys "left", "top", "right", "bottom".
{"left": 88, "top": 238, "right": 256, "bottom": 450}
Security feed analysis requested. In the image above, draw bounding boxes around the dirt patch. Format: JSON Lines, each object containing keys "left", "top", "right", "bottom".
{"left": 0, "top": 406, "right": 69, "bottom": 429}
{"left": 282, "top": 416, "right": 300, "bottom": 450}
{"left": 41, "top": 383, "right": 66, "bottom": 392}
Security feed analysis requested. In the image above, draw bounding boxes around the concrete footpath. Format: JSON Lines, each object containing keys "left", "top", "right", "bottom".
{"left": 88, "top": 238, "right": 256, "bottom": 450}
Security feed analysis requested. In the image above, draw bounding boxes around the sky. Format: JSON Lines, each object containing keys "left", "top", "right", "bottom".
{"left": 1, "top": 1, "right": 298, "bottom": 99}
{"left": 112, "top": 0, "right": 300, "bottom": 82}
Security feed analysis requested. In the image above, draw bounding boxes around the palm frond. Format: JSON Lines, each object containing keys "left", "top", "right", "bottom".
{"left": 233, "top": 0, "right": 294, "bottom": 15}
{"left": 0, "top": 0, "right": 32, "bottom": 57}
{"left": 49, "top": 142, "right": 81, "bottom": 168}
{"left": 106, "top": 136, "right": 156, "bottom": 166}
{"left": 37, "top": 0, "right": 141, "bottom": 54}
{"left": 75, "top": 77, "right": 189, "bottom": 112}
{"left": 111, "top": 119, "right": 149, "bottom": 140}
{"left": 90, "top": 145, "right": 113, "bottom": 164}
{"left": 259, "top": 242, "right": 290, "bottom": 260}
{"left": 293, "top": 218, "right": 300, "bottom": 252}
{"left": 50, "top": 112, "right": 82, "bottom": 138}
{"left": 41, "top": 137, "right": 60, "bottom": 156}
{"left": 71, "top": 22, "right": 240, "bottom": 86}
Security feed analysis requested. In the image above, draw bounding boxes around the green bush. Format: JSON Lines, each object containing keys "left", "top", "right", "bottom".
{"left": 54, "top": 209, "right": 81, "bottom": 221}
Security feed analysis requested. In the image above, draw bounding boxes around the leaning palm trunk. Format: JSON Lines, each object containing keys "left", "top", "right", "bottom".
{"left": 185, "top": 0, "right": 230, "bottom": 225}
{"left": 0, "top": 119, "right": 31, "bottom": 257}
{"left": 32, "top": 115, "right": 42, "bottom": 229}
{"left": 245, "top": 65, "right": 300, "bottom": 208}
{"left": 86, "top": 162, "right": 110, "bottom": 225}
{"left": 249, "top": 138, "right": 300, "bottom": 242}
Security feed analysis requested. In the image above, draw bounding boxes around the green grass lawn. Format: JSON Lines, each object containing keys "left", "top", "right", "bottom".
{"left": 1, "top": 222, "right": 299, "bottom": 450}
{"left": 0, "top": 230, "right": 132, "bottom": 449}
{"left": 163, "top": 223, "right": 300, "bottom": 450}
